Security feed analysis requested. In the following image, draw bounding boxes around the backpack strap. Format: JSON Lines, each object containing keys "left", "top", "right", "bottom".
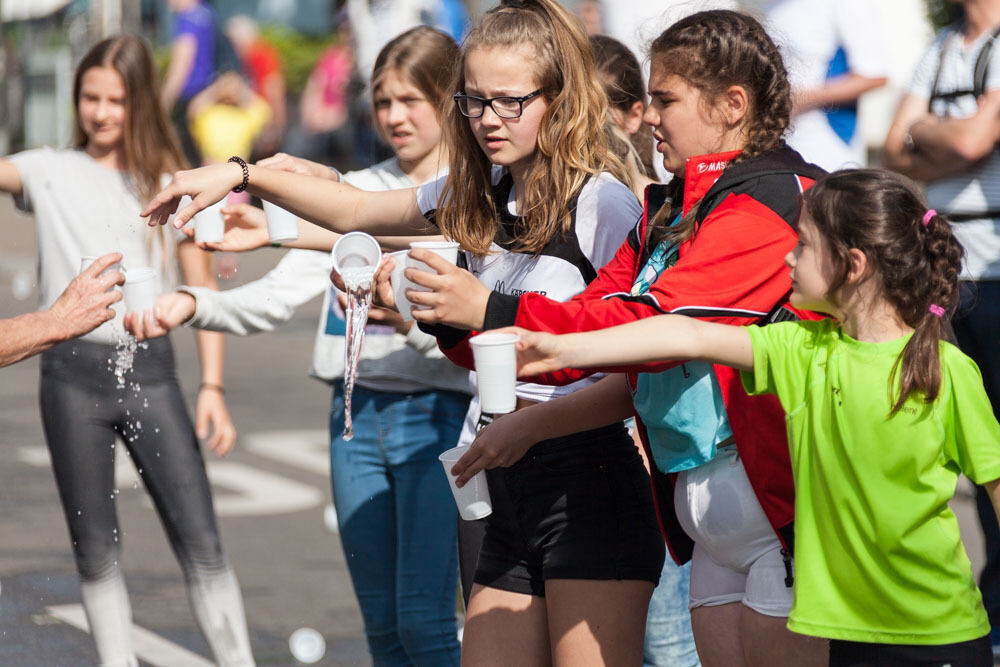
{"left": 928, "top": 23, "right": 1000, "bottom": 111}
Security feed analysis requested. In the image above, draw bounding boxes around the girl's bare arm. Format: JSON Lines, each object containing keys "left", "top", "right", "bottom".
{"left": 511, "top": 314, "right": 755, "bottom": 378}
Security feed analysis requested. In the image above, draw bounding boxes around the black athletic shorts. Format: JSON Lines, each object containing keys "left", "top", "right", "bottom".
{"left": 473, "top": 423, "right": 666, "bottom": 597}
{"left": 829, "top": 635, "right": 992, "bottom": 667}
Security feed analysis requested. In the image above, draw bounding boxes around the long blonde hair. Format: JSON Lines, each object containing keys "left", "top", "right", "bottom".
{"left": 435, "top": 0, "right": 632, "bottom": 256}
{"left": 73, "top": 34, "right": 188, "bottom": 204}
{"left": 73, "top": 35, "right": 188, "bottom": 273}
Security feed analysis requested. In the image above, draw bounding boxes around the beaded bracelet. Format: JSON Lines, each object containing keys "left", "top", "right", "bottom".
{"left": 228, "top": 155, "right": 249, "bottom": 193}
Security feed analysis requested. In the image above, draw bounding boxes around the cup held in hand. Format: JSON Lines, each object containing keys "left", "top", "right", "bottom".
{"left": 193, "top": 199, "right": 226, "bottom": 244}
{"left": 390, "top": 250, "right": 418, "bottom": 321}
{"left": 470, "top": 332, "right": 519, "bottom": 415}
{"left": 439, "top": 446, "right": 492, "bottom": 520}
{"left": 332, "top": 231, "right": 381, "bottom": 276}
{"left": 405, "top": 240, "right": 460, "bottom": 309}
{"left": 262, "top": 200, "right": 299, "bottom": 243}
{"left": 121, "top": 267, "right": 158, "bottom": 317}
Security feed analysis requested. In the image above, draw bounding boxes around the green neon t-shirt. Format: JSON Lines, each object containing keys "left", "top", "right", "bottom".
{"left": 743, "top": 318, "right": 1000, "bottom": 644}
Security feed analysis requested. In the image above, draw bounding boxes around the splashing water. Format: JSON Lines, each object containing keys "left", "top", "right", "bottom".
{"left": 341, "top": 266, "right": 375, "bottom": 441}
{"left": 110, "top": 335, "right": 147, "bottom": 388}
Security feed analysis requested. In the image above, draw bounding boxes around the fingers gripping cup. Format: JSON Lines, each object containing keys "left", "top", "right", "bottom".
{"left": 262, "top": 200, "right": 300, "bottom": 243}
{"left": 404, "top": 241, "right": 461, "bottom": 311}
{"left": 121, "top": 267, "right": 158, "bottom": 318}
{"left": 80, "top": 256, "right": 123, "bottom": 281}
{"left": 470, "top": 332, "right": 520, "bottom": 415}
{"left": 439, "top": 446, "right": 492, "bottom": 520}
{"left": 193, "top": 199, "right": 226, "bottom": 244}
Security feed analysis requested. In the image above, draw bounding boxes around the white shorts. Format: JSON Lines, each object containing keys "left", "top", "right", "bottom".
{"left": 674, "top": 446, "right": 793, "bottom": 617}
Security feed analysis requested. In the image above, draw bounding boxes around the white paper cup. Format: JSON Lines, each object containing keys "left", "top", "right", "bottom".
{"left": 470, "top": 332, "right": 519, "bottom": 415}
{"left": 332, "top": 231, "right": 382, "bottom": 276}
{"left": 80, "top": 255, "right": 123, "bottom": 278}
{"left": 390, "top": 250, "right": 418, "bottom": 321}
{"left": 193, "top": 199, "right": 226, "bottom": 244}
{"left": 262, "top": 200, "right": 299, "bottom": 243}
{"left": 121, "top": 267, "right": 158, "bottom": 316}
{"left": 405, "top": 241, "right": 460, "bottom": 309}
{"left": 439, "top": 446, "right": 493, "bottom": 521}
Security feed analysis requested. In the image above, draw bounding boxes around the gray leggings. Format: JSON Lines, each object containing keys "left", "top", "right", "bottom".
{"left": 39, "top": 337, "right": 254, "bottom": 666}
{"left": 39, "top": 337, "right": 225, "bottom": 582}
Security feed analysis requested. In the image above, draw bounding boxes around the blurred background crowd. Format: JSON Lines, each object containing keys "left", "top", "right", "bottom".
{"left": 0, "top": 0, "right": 949, "bottom": 178}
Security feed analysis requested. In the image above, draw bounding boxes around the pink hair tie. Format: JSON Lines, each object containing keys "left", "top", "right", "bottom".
{"left": 922, "top": 209, "right": 937, "bottom": 226}
{"left": 928, "top": 304, "right": 946, "bottom": 318}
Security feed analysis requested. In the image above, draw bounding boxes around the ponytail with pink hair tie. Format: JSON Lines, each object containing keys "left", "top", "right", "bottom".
{"left": 922, "top": 209, "right": 937, "bottom": 227}
{"left": 928, "top": 304, "right": 946, "bottom": 318}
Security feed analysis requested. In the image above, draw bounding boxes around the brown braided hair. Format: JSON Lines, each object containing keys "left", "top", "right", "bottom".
{"left": 647, "top": 10, "right": 792, "bottom": 244}
{"left": 801, "top": 169, "right": 964, "bottom": 414}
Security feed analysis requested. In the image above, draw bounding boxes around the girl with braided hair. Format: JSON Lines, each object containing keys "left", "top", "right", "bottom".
{"left": 508, "top": 168, "right": 1000, "bottom": 666}
{"left": 447, "top": 9, "right": 830, "bottom": 665}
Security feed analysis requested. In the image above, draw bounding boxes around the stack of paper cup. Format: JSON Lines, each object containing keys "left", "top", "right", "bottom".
{"left": 470, "top": 332, "right": 520, "bottom": 415}
{"left": 262, "top": 200, "right": 299, "bottom": 244}
{"left": 193, "top": 199, "right": 226, "bottom": 244}
{"left": 121, "top": 267, "right": 158, "bottom": 317}
{"left": 439, "top": 446, "right": 492, "bottom": 520}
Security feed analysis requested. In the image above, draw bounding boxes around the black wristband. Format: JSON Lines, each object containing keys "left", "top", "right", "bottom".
{"left": 228, "top": 155, "right": 249, "bottom": 193}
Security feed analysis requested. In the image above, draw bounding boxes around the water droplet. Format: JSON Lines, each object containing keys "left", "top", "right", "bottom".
{"left": 132, "top": 481, "right": 138, "bottom": 489}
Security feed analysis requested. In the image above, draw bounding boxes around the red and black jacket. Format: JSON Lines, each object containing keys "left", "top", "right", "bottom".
{"left": 434, "top": 144, "right": 825, "bottom": 563}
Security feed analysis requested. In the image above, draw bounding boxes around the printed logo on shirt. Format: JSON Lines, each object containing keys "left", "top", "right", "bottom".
{"left": 494, "top": 280, "right": 547, "bottom": 297}
{"left": 697, "top": 160, "right": 729, "bottom": 174}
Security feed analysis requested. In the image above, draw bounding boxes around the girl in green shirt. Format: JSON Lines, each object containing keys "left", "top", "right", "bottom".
{"left": 498, "top": 168, "right": 1000, "bottom": 666}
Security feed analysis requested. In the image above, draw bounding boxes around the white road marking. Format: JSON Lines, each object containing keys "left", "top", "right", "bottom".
{"left": 17, "top": 428, "right": 329, "bottom": 518}
{"left": 45, "top": 604, "right": 214, "bottom": 667}
{"left": 242, "top": 429, "right": 329, "bottom": 473}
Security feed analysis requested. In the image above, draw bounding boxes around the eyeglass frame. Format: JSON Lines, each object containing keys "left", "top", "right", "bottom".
{"left": 452, "top": 89, "right": 544, "bottom": 119}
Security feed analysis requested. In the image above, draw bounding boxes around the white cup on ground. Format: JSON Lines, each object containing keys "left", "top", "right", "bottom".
{"left": 121, "top": 267, "right": 158, "bottom": 317}
{"left": 405, "top": 240, "right": 460, "bottom": 309}
{"left": 470, "top": 332, "right": 519, "bottom": 415}
{"left": 193, "top": 199, "right": 226, "bottom": 244}
{"left": 439, "top": 446, "right": 493, "bottom": 520}
{"left": 390, "top": 250, "right": 418, "bottom": 321}
{"left": 262, "top": 200, "right": 299, "bottom": 243}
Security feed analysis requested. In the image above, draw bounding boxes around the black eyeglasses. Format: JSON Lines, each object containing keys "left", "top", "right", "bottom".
{"left": 453, "top": 89, "right": 543, "bottom": 119}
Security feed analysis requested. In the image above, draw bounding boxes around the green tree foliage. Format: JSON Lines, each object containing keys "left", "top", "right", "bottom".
{"left": 260, "top": 26, "right": 339, "bottom": 96}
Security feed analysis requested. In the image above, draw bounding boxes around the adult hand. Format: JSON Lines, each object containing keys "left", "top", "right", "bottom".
{"left": 141, "top": 162, "right": 243, "bottom": 228}
{"left": 451, "top": 410, "right": 539, "bottom": 487}
{"left": 256, "top": 152, "right": 338, "bottom": 180}
{"left": 184, "top": 203, "right": 269, "bottom": 253}
{"left": 123, "top": 292, "right": 196, "bottom": 341}
{"left": 405, "top": 248, "right": 490, "bottom": 330}
{"left": 49, "top": 252, "right": 125, "bottom": 338}
{"left": 195, "top": 387, "right": 237, "bottom": 456}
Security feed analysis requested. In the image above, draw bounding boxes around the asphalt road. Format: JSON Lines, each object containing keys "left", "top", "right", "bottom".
{"left": 0, "top": 195, "right": 990, "bottom": 666}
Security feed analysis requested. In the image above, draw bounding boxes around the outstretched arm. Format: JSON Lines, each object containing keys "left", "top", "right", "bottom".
{"left": 509, "top": 314, "right": 755, "bottom": 379}
{"left": 141, "top": 161, "right": 431, "bottom": 238}
{"left": 0, "top": 253, "right": 123, "bottom": 367}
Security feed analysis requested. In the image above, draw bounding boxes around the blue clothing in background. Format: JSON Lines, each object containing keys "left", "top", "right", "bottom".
{"left": 174, "top": 1, "right": 217, "bottom": 102}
